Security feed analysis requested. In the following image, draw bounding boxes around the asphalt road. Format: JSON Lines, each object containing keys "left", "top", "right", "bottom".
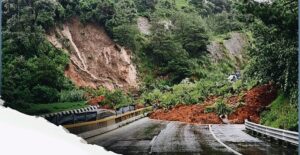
{"left": 87, "top": 118, "right": 298, "bottom": 155}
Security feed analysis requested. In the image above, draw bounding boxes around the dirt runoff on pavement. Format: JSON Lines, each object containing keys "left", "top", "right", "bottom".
{"left": 149, "top": 84, "right": 277, "bottom": 124}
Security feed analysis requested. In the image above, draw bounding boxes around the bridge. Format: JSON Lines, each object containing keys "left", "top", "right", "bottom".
{"left": 63, "top": 108, "right": 298, "bottom": 155}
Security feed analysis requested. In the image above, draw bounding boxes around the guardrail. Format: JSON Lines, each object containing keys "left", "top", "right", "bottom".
{"left": 64, "top": 107, "right": 153, "bottom": 139}
{"left": 245, "top": 119, "right": 299, "bottom": 145}
{"left": 40, "top": 105, "right": 105, "bottom": 125}
{"left": 40, "top": 105, "right": 100, "bottom": 118}
{"left": 40, "top": 105, "right": 140, "bottom": 125}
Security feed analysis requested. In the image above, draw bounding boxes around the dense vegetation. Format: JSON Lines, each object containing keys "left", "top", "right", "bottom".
{"left": 2, "top": 0, "right": 72, "bottom": 107}
{"left": 2, "top": 0, "right": 298, "bottom": 129}
{"left": 238, "top": 0, "right": 298, "bottom": 102}
{"left": 261, "top": 93, "right": 298, "bottom": 131}
{"left": 237, "top": 0, "right": 298, "bottom": 130}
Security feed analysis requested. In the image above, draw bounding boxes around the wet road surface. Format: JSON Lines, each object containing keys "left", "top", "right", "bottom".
{"left": 87, "top": 118, "right": 298, "bottom": 155}
{"left": 211, "top": 125, "right": 298, "bottom": 155}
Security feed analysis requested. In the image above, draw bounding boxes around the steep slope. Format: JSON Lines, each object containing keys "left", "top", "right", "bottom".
{"left": 137, "top": 17, "right": 151, "bottom": 35}
{"left": 47, "top": 18, "right": 138, "bottom": 91}
{"left": 207, "top": 32, "right": 248, "bottom": 68}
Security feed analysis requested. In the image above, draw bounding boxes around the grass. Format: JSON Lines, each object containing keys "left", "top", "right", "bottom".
{"left": 18, "top": 101, "right": 87, "bottom": 115}
{"left": 260, "top": 93, "right": 298, "bottom": 131}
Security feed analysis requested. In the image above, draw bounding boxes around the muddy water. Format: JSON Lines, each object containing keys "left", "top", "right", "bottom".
{"left": 87, "top": 118, "right": 297, "bottom": 155}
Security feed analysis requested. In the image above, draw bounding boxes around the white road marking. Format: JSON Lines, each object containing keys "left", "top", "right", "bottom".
{"left": 209, "top": 124, "right": 243, "bottom": 155}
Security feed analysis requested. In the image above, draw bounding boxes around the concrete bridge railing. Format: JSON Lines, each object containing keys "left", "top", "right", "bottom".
{"left": 245, "top": 119, "right": 298, "bottom": 145}
{"left": 63, "top": 107, "right": 153, "bottom": 139}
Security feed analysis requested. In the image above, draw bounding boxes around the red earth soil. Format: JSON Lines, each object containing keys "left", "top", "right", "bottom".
{"left": 149, "top": 84, "right": 277, "bottom": 124}
{"left": 87, "top": 96, "right": 105, "bottom": 106}
{"left": 150, "top": 96, "right": 222, "bottom": 124}
{"left": 228, "top": 84, "right": 277, "bottom": 123}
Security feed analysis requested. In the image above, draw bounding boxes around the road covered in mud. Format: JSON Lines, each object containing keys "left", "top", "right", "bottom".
{"left": 87, "top": 118, "right": 297, "bottom": 155}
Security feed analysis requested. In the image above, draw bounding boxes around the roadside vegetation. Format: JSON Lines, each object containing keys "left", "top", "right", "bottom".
{"left": 18, "top": 101, "right": 86, "bottom": 115}
{"left": 2, "top": 0, "right": 298, "bottom": 130}
{"left": 261, "top": 93, "right": 298, "bottom": 131}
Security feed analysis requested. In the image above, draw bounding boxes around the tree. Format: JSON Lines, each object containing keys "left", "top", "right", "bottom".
{"left": 146, "top": 25, "right": 192, "bottom": 83}
{"left": 237, "top": 0, "right": 297, "bottom": 35}
{"left": 79, "top": 0, "right": 114, "bottom": 24}
{"left": 190, "top": 0, "right": 232, "bottom": 16}
{"left": 112, "top": 24, "right": 142, "bottom": 51}
{"left": 109, "top": 0, "right": 137, "bottom": 26}
{"left": 4, "top": 0, "right": 62, "bottom": 31}
{"left": 238, "top": 0, "right": 298, "bottom": 102}
{"left": 171, "top": 12, "right": 209, "bottom": 56}
{"left": 2, "top": 0, "right": 71, "bottom": 106}
{"left": 134, "top": 0, "right": 157, "bottom": 13}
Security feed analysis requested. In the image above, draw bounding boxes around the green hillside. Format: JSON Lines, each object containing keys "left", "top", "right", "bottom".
{"left": 2, "top": 0, "right": 297, "bottom": 130}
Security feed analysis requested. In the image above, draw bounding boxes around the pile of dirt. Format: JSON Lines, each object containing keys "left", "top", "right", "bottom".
{"left": 150, "top": 84, "right": 277, "bottom": 124}
{"left": 228, "top": 84, "right": 277, "bottom": 123}
{"left": 149, "top": 96, "right": 222, "bottom": 124}
{"left": 47, "top": 17, "right": 138, "bottom": 91}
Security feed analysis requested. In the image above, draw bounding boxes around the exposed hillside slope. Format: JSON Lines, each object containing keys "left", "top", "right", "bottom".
{"left": 207, "top": 32, "right": 248, "bottom": 68}
{"left": 137, "top": 17, "right": 151, "bottom": 35}
{"left": 47, "top": 18, "right": 138, "bottom": 91}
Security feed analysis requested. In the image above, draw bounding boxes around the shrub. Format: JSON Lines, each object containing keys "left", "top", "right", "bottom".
{"left": 101, "top": 89, "right": 133, "bottom": 109}
{"left": 141, "top": 89, "right": 162, "bottom": 105}
{"left": 204, "top": 105, "right": 215, "bottom": 113}
{"left": 215, "top": 99, "right": 233, "bottom": 115}
{"left": 59, "top": 89, "right": 86, "bottom": 102}
{"left": 172, "top": 83, "right": 199, "bottom": 104}
{"left": 260, "top": 93, "right": 298, "bottom": 131}
{"left": 216, "top": 84, "right": 231, "bottom": 96}
{"left": 205, "top": 99, "right": 233, "bottom": 115}
{"left": 31, "top": 85, "right": 59, "bottom": 103}
{"left": 244, "top": 79, "right": 259, "bottom": 90}
{"left": 112, "top": 24, "right": 142, "bottom": 51}
{"left": 160, "top": 93, "right": 178, "bottom": 109}
{"left": 232, "top": 80, "right": 243, "bottom": 92}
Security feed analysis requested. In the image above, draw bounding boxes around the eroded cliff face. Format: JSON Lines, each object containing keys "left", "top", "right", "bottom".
{"left": 137, "top": 17, "right": 151, "bottom": 35}
{"left": 207, "top": 32, "right": 248, "bottom": 68}
{"left": 47, "top": 18, "right": 138, "bottom": 91}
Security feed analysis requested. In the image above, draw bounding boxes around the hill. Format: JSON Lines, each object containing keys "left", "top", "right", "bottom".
{"left": 2, "top": 0, "right": 297, "bottom": 130}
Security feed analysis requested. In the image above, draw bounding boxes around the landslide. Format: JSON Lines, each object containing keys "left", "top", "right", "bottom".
{"left": 228, "top": 84, "right": 277, "bottom": 123}
{"left": 149, "top": 84, "right": 277, "bottom": 124}
{"left": 150, "top": 96, "right": 222, "bottom": 124}
{"left": 47, "top": 17, "right": 138, "bottom": 91}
